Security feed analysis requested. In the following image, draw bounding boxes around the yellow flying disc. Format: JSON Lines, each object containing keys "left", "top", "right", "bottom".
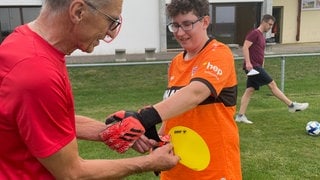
{"left": 168, "top": 126, "right": 210, "bottom": 171}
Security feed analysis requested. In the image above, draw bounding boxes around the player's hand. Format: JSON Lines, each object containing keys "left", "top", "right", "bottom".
{"left": 105, "top": 107, "right": 163, "bottom": 142}
{"left": 148, "top": 143, "right": 180, "bottom": 171}
{"left": 132, "top": 134, "right": 170, "bottom": 154}
{"left": 132, "top": 135, "right": 158, "bottom": 153}
{"left": 99, "top": 112, "right": 145, "bottom": 153}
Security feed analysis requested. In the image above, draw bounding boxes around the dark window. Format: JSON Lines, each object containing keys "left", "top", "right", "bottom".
{"left": 0, "top": 6, "right": 41, "bottom": 43}
{"left": 166, "top": 2, "right": 262, "bottom": 49}
{"left": 210, "top": 2, "right": 261, "bottom": 45}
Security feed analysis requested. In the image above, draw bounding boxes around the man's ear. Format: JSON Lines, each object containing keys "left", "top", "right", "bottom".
{"left": 69, "top": 0, "right": 85, "bottom": 24}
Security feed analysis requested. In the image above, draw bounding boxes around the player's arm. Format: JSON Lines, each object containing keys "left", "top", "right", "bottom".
{"left": 37, "top": 138, "right": 179, "bottom": 179}
{"left": 242, "top": 40, "right": 253, "bottom": 70}
{"left": 158, "top": 122, "right": 167, "bottom": 136}
{"left": 104, "top": 81, "right": 211, "bottom": 146}
{"left": 154, "top": 80, "right": 211, "bottom": 121}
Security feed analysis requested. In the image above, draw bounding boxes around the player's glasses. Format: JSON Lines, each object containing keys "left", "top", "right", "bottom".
{"left": 167, "top": 17, "right": 204, "bottom": 33}
{"left": 84, "top": 1, "right": 122, "bottom": 43}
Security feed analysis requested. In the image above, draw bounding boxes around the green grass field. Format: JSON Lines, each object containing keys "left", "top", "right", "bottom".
{"left": 68, "top": 55, "right": 320, "bottom": 180}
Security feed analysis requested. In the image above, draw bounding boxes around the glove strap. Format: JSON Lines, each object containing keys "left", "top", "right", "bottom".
{"left": 144, "top": 125, "right": 162, "bottom": 142}
{"left": 139, "top": 106, "right": 162, "bottom": 130}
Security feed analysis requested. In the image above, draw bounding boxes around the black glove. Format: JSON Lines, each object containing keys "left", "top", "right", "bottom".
{"left": 105, "top": 106, "right": 162, "bottom": 141}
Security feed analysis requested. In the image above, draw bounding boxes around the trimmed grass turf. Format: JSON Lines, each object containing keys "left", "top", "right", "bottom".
{"left": 68, "top": 55, "right": 320, "bottom": 179}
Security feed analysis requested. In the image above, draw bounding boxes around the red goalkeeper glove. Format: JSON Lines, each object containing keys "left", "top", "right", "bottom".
{"left": 99, "top": 111, "right": 145, "bottom": 153}
{"left": 100, "top": 106, "right": 163, "bottom": 153}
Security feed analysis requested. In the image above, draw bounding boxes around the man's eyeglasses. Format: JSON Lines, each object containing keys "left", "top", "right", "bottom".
{"left": 84, "top": 1, "right": 122, "bottom": 43}
{"left": 167, "top": 17, "right": 204, "bottom": 33}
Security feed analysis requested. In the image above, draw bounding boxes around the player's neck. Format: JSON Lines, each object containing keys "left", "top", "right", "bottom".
{"left": 184, "top": 37, "right": 209, "bottom": 60}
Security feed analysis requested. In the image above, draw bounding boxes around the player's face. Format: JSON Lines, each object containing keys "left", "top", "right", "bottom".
{"left": 169, "top": 12, "right": 208, "bottom": 52}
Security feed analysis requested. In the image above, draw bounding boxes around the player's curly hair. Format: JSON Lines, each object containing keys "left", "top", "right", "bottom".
{"left": 166, "top": 0, "right": 209, "bottom": 18}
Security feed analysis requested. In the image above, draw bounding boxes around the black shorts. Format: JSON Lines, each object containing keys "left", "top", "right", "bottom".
{"left": 244, "top": 66, "right": 273, "bottom": 90}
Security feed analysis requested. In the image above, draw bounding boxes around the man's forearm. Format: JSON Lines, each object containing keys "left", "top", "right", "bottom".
{"left": 75, "top": 115, "right": 106, "bottom": 141}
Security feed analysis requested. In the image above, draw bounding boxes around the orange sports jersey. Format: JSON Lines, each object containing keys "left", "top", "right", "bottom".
{"left": 161, "top": 39, "right": 242, "bottom": 180}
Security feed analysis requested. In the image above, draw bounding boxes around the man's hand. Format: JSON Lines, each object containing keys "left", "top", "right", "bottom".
{"left": 99, "top": 112, "right": 145, "bottom": 153}
{"left": 148, "top": 143, "right": 180, "bottom": 172}
{"left": 245, "top": 61, "right": 253, "bottom": 71}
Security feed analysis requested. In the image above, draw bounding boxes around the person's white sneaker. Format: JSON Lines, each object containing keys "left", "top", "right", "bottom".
{"left": 235, "top": 114, "right": 253, "bottom": 124}
{"left": 288, "top": 102, "right": 309, "bottom": 113}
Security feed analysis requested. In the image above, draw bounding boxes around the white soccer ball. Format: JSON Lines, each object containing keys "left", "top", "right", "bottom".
{"left": 305, "top": 121, "right": 320, "bottom": 136}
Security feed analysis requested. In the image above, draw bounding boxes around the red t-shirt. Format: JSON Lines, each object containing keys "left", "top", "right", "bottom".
{"left": 161, "top": 39, "right": 242, "bottom": 180}
{"left": 0, "top": 25, "right": 76, "bottom": 179}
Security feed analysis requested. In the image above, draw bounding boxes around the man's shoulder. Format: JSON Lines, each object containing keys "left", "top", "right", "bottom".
{"left": 246, "top": 29, "right": 261, "bottom": 41}
{"left": 247, "top": 28, "right": 260, "bottom": 36}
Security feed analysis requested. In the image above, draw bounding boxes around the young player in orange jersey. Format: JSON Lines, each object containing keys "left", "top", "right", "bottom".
{"left": 107, "top": 0, "right": 242, "bottom": 179}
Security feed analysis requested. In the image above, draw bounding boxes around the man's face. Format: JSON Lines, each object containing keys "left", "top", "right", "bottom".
{"left": 73, "top": 0, "right": 123, "bottom": 53}
{"left": 262, "top": 19, "right": 274, "bottom": 33}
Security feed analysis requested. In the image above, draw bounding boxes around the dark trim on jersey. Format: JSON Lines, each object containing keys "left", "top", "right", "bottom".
{"left": 191, "top": 78, "right": 237, "bottom": 107}
{"left": 183, "top": 37, "right": 214, "bottom": 58}
{"left": 164, "top": 81, "right": 237, "bottom": 107}
{"left": 163, "top": 86, "right": 184, "bottom": 99}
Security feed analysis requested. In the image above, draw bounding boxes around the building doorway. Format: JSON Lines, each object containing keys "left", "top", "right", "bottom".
{"left": 272, "top": 7, "right": 283, "bottom": 43}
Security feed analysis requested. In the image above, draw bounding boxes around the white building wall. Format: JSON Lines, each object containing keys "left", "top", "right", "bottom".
{"left": 0, "top": 0, "right": 162, "bottom": 56}
{"left": 0, "top": 0, "right": 41, "bottom": 6}
{"left": 299, "top": 10, "right": 320, "bottom": 43}
{"left": 5, "top": 0, "right": 300, "bottom": 56}
{"left": 273, "top": 0, "right": 299, "bottom": 43}
{"left": 73, "top": 0, "right": 161, "bottom": 56}
{"left": 273, "top": 0, "right": 320, "bottom": 44}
